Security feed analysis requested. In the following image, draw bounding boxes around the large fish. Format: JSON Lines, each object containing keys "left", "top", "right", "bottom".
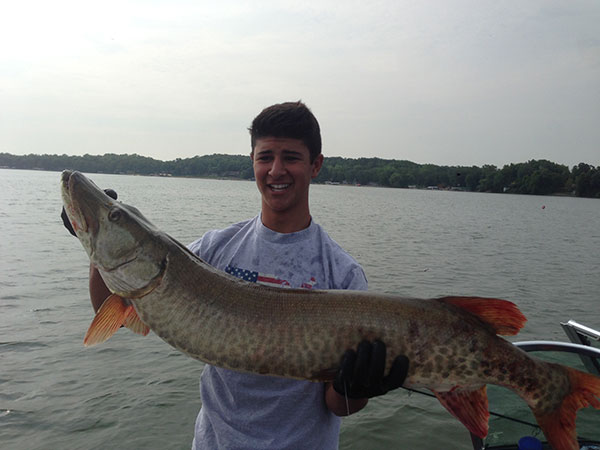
{"left": 61, "top": 170, "right": 600, "bottom": 449}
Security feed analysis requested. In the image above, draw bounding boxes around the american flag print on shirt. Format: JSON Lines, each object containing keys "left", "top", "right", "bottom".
{"left": 225, "top": 265, "right": 317, "bottom": 289}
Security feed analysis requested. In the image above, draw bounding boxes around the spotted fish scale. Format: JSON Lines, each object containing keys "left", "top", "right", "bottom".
{"left": 61, "top": 170, "right": 600, "bottom": 450}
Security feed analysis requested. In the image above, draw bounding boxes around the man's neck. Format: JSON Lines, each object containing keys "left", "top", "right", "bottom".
{"left": 260, "top": 208, "right": 312, "bottom": 234}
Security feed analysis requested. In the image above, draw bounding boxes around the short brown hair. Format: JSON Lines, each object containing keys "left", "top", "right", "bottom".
{"left": 249, "top": 101, "right": 322, "bottom": 162}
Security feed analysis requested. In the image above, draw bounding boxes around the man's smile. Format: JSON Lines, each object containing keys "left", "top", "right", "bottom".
{"left": 268, "top": 183, "right": 291, "bottom": 191}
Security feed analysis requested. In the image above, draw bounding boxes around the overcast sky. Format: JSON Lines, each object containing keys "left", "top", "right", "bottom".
{"left": 1, "top": 0, "right": 598, "bottom": 167}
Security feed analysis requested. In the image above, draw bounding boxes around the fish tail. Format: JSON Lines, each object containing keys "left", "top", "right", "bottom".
{"left": 84, "top": 294, "right": 150, "bottom": 346}
{"left": 533, "top": 366, "right": 600, "bottom": 450}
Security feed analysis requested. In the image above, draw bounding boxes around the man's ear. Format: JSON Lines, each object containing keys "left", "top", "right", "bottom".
{"left": 311, "top": 154, "right": 324, "bottom": 179}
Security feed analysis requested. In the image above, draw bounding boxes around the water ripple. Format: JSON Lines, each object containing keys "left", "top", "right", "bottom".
{"left": 0, "top": 341, "right": 49, "bottom": 350}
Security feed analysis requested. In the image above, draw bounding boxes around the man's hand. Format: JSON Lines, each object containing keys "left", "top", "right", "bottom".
{"left": 61, "top": 188, "right": 118, "bottom": 236}
{"left": 332, "top": 340, "right": 409, "bottom": 399}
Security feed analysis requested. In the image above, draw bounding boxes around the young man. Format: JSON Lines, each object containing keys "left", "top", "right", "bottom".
{"left": 76, "top": 101, "right": 408, "bottom": 449}
{"left": 187, "top": 102, "right": 407, "bottom": 449}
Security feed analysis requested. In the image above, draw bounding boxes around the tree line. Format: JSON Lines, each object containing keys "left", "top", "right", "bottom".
{"left": 1, "top": 152, "right": 598, "bottom": 198}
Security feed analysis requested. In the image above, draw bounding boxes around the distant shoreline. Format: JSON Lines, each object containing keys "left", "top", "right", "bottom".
{"left": 1, "top": 152, "right": 598, "bottom": 198}
{"left": 3, "top": 165, "right": 596, "bottom": 200}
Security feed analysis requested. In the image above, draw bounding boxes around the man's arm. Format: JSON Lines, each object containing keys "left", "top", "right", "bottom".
{"left": 324, "top": 265, "right": 371, "bottom": 415}
{"left": 325, "top": 340, "right": 409, "bottom": 416}
{"left": 325, "top": 383, "right": 368, "bottom": 416}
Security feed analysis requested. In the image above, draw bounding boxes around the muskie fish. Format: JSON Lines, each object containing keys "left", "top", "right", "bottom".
{"left": 61, "top": 170, "right": 600, "bottom": 449}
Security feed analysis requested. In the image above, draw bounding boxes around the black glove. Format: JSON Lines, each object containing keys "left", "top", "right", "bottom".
{"left": 61, "top": 188, "right": 118, "bottom": 236}
{"left": 332, "top": 340, "right": 409, "bottom": 399}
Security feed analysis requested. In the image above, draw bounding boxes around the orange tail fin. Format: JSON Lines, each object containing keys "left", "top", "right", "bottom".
{"left": 84, "top": 294, "right": 149, "bottom": 346}
{"left": 534, "top": 366, "right": 600, "bottom": 450}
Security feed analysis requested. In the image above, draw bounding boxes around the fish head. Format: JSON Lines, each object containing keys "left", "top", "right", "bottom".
{"left": 61, "top": 170, "right": 168, "bottom": 298}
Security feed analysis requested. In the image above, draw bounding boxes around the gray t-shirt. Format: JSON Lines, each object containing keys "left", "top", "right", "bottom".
{"left": 188, "top": 215, "right": 367, "bottom": 450}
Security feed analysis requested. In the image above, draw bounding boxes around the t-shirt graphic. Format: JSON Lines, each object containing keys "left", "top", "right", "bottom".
{"left": 225, "top": 264, "right": 317, "bottom": 289}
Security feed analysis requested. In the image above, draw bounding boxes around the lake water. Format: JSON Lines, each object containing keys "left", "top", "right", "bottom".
{"left": 1, "top": 168, "right": 599, "bottom": 449}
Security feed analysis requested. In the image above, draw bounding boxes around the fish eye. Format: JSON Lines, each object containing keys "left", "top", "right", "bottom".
{"left": 108, "top": 208, "right": 122, "bottom": 222}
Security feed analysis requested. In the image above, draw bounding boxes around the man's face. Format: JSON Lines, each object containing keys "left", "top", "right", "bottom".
{"left": 251, "top": 137, "right": 323, "bottom": 224}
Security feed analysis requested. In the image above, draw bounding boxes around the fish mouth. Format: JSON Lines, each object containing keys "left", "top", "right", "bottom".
{"left": 61, "top": 170, "right": 114, "bottom": 238}
{"left": 61, "top": 170, "right": 118, "bottom": 263}
{"left": 61, "top": 170, "right": 88, "bottom": 234}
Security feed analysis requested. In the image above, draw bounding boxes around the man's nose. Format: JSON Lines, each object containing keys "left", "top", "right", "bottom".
{"left": 268, "top": 156, "right": 286, "bottom": 177}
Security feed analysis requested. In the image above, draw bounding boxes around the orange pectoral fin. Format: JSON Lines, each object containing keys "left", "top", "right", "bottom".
{"left": 433, "top": 385, "right": 489, "bottom": 438}
{"left": 123, "top": 307, "right": 150, "bottom": 336}
{"left": 84, "top": 294, "right": 132, "bottom": 347}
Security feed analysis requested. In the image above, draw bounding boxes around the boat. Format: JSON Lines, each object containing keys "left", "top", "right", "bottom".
{"left": 468, "top": 320, "right": 600, "bottom": 450}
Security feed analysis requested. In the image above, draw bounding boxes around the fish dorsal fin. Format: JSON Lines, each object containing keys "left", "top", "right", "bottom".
{"left": 434, "top": 386, "right": 489, "bottom": 438}
{"left": 438, "top": 297, "right": 526, "bottom": 336}
{"left": 83, "top": 294, "right": 149, "bottom": 346}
